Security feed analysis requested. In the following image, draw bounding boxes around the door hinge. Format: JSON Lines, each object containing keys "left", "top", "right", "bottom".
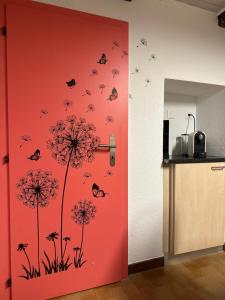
{"left": 6, "top": 278, "right": 11, "bottom": 288}
{"left": 3, "top": 155, "right": 9, "bottom": 164}
{"left": 1, "top": 26, "right": 7, "bottom": 36}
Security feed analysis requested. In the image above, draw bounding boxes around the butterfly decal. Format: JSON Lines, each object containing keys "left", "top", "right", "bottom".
{"left": 27, "top": 149, "right": 41, "bottom": 161}
{"left": 92, "top": 183, "right": 107, "bottom": 198}
{"left": 107, "top": 88, "right": 118, "bottom": 101}
{"left": 66, "top": 79, "right": 76, "bottom": 88}
{"left": 97, "top": 53, "right": 108, "bottom": 65}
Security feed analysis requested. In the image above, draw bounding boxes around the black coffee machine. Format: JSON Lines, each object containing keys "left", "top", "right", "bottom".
{"left": 188, "top": 131, "right": 206, "bottom": 158}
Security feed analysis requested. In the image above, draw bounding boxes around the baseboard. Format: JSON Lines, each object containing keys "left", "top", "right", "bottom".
{"left": 223, "top": 244, "right": 225, "bottom": 251}
{"left": 128, "top": 256, "right": 164, "bottom": 275}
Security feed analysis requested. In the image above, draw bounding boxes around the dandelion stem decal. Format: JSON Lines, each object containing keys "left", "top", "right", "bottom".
{"left": 17, "top": 170, "right": 58, "bottom": 279}
{"left": 47, "top": 116, "right": 100, "bottom": 266}
{"left": 72, "top": 200, "right": 96, "bottom": 268}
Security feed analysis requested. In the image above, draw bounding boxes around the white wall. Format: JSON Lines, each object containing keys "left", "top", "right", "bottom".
{"left": 197, "top": 89, "right": 225, "bottom": 156}
{"left": 34, "top": 0, "right": 225, "bottom": 264}
{"left": 164, "top": 93, "right": 196, "bottom": 155}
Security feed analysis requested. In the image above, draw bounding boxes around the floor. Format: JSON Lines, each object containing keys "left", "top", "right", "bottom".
{"left": 55, "top": 252, "right": 225, "bottom": 300}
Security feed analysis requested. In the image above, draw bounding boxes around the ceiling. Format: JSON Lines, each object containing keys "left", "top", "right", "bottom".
{"left": 165, "top": 79, "right": 225, "bottom": 98}
{"left": 176, "top": 0, "right": 225, "bottom": 12}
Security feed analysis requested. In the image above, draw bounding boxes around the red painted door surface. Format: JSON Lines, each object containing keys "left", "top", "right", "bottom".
{"left": 5, "top": 2, "right": 128, "bottom": 299}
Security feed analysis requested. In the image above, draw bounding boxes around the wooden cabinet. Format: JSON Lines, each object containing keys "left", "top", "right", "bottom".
{"left": 163, "top": 162, "right": 225, "bottom": 256}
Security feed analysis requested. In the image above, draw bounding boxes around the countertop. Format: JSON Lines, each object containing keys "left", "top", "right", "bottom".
{"left": 163, "top": 155, "right": 225, "bottom": 165}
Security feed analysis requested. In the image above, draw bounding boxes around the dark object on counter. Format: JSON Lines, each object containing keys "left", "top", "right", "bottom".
{"left": 188, "top": 131, "right": 206, "bottom": 158}
{"left": 163, "top": 120, "right": 169, "bottom": 159}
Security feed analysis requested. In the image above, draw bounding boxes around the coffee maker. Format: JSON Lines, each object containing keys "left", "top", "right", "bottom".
{"left": 188, "top": 131, "right": 206, "bottom": 158}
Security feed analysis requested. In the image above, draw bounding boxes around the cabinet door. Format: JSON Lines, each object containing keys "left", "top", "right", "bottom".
{"left": 173, "top": 163, "right": 225, "bottom": 255}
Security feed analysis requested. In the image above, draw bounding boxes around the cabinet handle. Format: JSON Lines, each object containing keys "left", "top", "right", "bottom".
{"left": 211, "top": 166, "right": 225, "bottom": 171}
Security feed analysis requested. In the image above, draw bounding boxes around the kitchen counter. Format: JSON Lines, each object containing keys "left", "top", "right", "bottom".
{"left": 163, "top": 155, "right": 225, "bottom": 165}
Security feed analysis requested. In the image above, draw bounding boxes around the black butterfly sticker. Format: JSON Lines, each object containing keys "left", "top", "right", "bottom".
{"left": 27, "top": 149, "right": 41, "bottom": 161}
{"left": 66, "top": 79, "right": 76, "bottom": 88}
{"left": 92, "top": 183, "right": 107, "bottom": 198}
{"left": 107, "top": 88, "right": 118, "bottom": 101}
{"left": 97, "top": 53, "right": 108, "bottom": 64}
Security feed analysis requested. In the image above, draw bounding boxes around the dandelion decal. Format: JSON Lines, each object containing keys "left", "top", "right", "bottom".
{"left": 47, "top": 115, "right": 100, "bottom": 266}
{"left": 19, "top": 135, "right": 32, "bottom": 148}
{"left": 17, "top": 243, "right": 37, "bottom": 280}
{"left": 72, "top": 200, "right": 96, "bottom": 268}
{"left": 40, "top": 109, "right": 48, "bottom": 118}
{"left": 131, "top": 67, "right": 140, "bottom": 75}
{"left": 112, "top": 68, "right": 120, "bottom": 78}
{"left": 105, "top": 115, "right": 114, "bottom": 125}
{"left": 83, "top": 172, "right": 92, "bottom": 184}
{"left": 17, "top": 170, "right": 58, "bottom": 278}
{"left": 82, "top": 89, "right": 92, "bottom": 97}
{"left": 149, "top": 53, "right": 157, "bottom": 61}
{"left": 121, "top": 50, "right": 128, "bottom": 58}
{"left": 145, "top": 78, "right": 151, "bottom": 87}
{"left": 104, "top": 170, "right": 113, "bottom": 177}
{"left": 112, "top": 41, "right": 119, "bottom": 49}
{"left": 90, "top": 69, "right": 98, "bottom": 76}
{"left": 137, "top": 38, "right": 147, "bottom": 47}
{"left": 62, "top": 237, "right": 71, "bottom": 259}
{"left": 86, "top": 104, "right": 95, "bottom": 113}
{"left": 99, "top": 84, "right": 106, "bottom": 94}
{"left": 63, "top": 99, "right": 73, "bottom": 111}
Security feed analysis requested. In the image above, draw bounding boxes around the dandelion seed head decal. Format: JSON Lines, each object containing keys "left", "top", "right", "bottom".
{"left": 72, "top": 200, "right": 96, "bottom": 225}
{"left": 63, "top": 99, "right": 73, "bottom": 111}
{"left": 112, "top": 69, "right": 120, "bottom": 78}
{"left": 20, "top": 135, "right": 32, "bottom": 148}
{"left": 112, "top": 41, "right": 119, "bottom": 49}
{"left": 149, "top": 53, "right": 157, "bottom": 61}
{"left": 99, "top": 84, "right": 106, "bottom": 94}
{"left": 82, "top": 89, "right": 92, "bottom": 97}
{"left": 86, "top": 104, "right": 95, "bottom": 113}
{"left": 145, "top": 78, "right": 151, "bottom": 87}
{"left": 122, "top": 50, "right": 128, "bottom": 58}
{"left": 40, "top": 109, "right": 48, "bottom": 118}
{"left": 17, "top": 243, "right": 28, "bottom": 251}
{"left": 90, "top": 69, "right": 98, "bottom": 76}
{"left": 137, "top": 38, "right": 147, "bottom": 47}
{"left": 105, "top": 115, "right": 114, "bottom": 125}
{"left": 17, "top": 170, "right": 58, "bottom": 208}
{"left": 46, "top": 232, "right": 59, "bottom": 241}
{"left": 47, "top": 115, "right": 100, "bottom": 168}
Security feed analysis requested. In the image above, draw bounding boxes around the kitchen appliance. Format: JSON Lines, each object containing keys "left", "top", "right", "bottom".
{"left": 163, "top": 120, "right": 169, "bottom": 158}
{"left": 188, "top": 131, "right": 206, "bottom": 158}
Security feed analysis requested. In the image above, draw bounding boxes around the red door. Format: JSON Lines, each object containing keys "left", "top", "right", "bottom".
{"left": 5, "top": 2, "right": 128, "bottom": 299}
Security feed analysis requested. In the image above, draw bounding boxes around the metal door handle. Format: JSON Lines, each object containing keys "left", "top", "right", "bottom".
{"left": 211, "top": 166, "right": 225, "bottom": 171}
{"left": 98, "top": 134, "right": 116, "bottom": 166}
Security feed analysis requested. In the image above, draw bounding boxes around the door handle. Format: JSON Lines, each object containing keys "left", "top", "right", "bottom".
{"left": 98, "top": 134, "right": 116, "bottom": 166}
{"left": 211, "top": 166, "right": 225, "bottom": 171}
